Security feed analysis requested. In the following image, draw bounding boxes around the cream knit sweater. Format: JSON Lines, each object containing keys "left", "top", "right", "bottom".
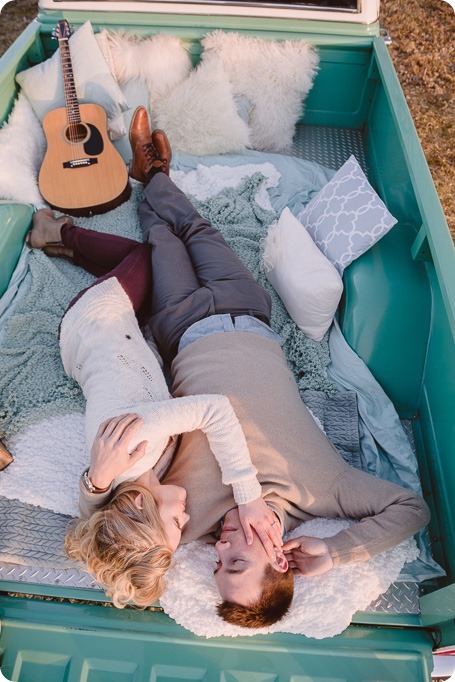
{"left": 59, "top": 278, "right": 261, "bottom": 507}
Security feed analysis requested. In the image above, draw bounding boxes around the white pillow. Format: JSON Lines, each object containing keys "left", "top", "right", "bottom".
{"left": 153, "top": 59, "right": 250, "bottom": 156}
{"left": 201, "top": 31, "right": 319, "bottom": 153}
{"left": 97, "top": 30, "right": 191, "bottom": 96}
{"left": 262, "top": 207, "right": 343, "bottom": 342}
{"left": 0, "top": 93, "right": 46, "bottom": 206}
{"left": 15, "top": 21, "right": 129, "bottom": 140}
{"left": 297, "top": 155, "right": 398, "bottom": 274}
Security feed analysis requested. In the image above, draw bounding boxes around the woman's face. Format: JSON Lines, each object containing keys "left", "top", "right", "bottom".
{"left": 135, "top": 470, "right": 190, "bottom": 550}
{"left": 151, "top": 484, "right": 190, "bottom": 551}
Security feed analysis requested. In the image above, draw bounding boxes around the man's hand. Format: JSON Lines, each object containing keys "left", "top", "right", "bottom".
{"left": 282, "top": 536, "right": 334, "bottom": 577}
{"left": 238, "top": 498, "right": 283, "bottom": 560}
{"left": 88, "top": 414, "right": 148, "bottom": 489}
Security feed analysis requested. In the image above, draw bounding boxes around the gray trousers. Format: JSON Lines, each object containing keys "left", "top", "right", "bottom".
{"left": 138, "top": 173, "right": 272, "bottom": 363}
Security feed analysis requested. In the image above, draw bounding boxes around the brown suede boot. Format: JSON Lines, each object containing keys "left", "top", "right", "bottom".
{"left": 26, "top": 209, "right": 73, "bottom": 259}
{"left": 129, "top": 107, "right": 172, "bottom": 183}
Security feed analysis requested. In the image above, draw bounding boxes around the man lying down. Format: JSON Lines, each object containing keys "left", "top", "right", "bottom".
{"left": 35, "top": 108, "right": 430, "bottom": 628}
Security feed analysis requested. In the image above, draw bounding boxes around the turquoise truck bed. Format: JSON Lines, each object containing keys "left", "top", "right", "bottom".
{"left": 0, "top": 1, "right": 454, "bottom": 679}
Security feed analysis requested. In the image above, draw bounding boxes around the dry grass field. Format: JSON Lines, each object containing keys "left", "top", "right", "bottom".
{"left": 0, "top": 0, "right": 454, "bottom": 239}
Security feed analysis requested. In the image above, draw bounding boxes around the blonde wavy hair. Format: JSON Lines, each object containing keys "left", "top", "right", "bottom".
{"left": 65, "top": 481, "right": 172, "bottom": 608}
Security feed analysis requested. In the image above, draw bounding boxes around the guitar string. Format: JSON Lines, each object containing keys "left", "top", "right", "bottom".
{"left": 60, "top": 33, "right": 78, "bottom": 164}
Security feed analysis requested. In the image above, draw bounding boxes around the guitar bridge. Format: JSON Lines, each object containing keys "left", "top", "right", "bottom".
{"left": 63, "top": 158, "right": 98, "bottom": 169}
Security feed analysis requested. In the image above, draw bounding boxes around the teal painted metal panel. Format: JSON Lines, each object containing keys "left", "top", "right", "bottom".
{"left": 36, "top": 7, "right": 381, "bottom": 39}
{"left": 372, "top": 38, "right": 455, "bottom": 342}
{"left": 341, "top": 218, "right": 431, "bottom": 417}
{"left": 438, "top": 621, "right": 455, "bottom": 650}
{"left": 341, "top": 40, "right": 454, "bottom": 418}
{"left": 0, "top": 597, "right": 434, "bottom": 682}
{"left": 11, "top": 652, "right": 70, "bottom": 682}
{"left": 0, "top": 21, "right": 44, "bottom": 122}
{"left": 302, "top": 46, "right": 372, "bottom": 127}
{"left": 421, "top": 584, "right": 455, "bottom": 627}
{"left": 0, "top": 204, "right": 34, "bottom": 297}
{"left": 341, "top": 36, "right": 455, "bottom": 620}
{"left": 418, "top": 264, "right": 455, "bottom": 579}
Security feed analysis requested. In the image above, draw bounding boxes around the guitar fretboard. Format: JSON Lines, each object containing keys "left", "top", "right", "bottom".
{"left": 59, "top": 38, "right": 81, "bottom": 124}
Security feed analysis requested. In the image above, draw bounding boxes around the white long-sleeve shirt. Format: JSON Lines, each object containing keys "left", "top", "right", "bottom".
{"left": 59, "top": 277, "right": 261, "bottom": 513}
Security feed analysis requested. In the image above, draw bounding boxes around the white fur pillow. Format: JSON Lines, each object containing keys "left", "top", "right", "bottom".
{"left": 262, "top": 207, "right": 343, "bottom": 341}
{"left": 201, "top": 31, "right": 319, "bottom": 153}
{"left": 0, "top": 93, "right": 46, "bottom": 206}
{"left": 98, "top": 30, "right": 192, "bottom": 97}
{"left": 153, "top": 60, "right": 250, "bottom": 156}
{"left": 160, "top": 518, "right": 419, "bottom": 639}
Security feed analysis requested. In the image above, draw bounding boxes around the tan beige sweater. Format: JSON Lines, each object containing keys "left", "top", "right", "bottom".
{"left": 162, "top": 332, "right": 430, "bottom": 566}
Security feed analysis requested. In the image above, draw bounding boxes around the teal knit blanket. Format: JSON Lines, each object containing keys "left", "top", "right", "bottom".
{"left": 0, "top": 175, "right": 335, "bottom": 441}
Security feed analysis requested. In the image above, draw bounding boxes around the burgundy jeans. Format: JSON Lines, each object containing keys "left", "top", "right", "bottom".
{"left": 62, "top": 224, "right": 152, "bottom": 324}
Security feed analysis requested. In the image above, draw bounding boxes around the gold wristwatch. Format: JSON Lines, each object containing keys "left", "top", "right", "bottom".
{"left": 82, "top": 469, "right": 111, "bottom": 494}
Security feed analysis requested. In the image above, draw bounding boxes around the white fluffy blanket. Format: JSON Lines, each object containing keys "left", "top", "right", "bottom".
{"left": 161, "top": 519, "right": 419, "bottom": 639}
{"left": 2, "top": 414, "right": 85, "bottom": 517}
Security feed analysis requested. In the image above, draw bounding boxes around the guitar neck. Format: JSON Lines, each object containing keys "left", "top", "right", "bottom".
{"left": 59, "top": 38, "right": 81, "bottom": 124}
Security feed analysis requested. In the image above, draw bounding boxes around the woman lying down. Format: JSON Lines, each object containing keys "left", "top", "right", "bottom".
{"left": 26, "top": 205, "right": 282, "bottom": 608}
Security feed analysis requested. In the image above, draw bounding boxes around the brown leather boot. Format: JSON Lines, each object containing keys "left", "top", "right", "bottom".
{"left": 129, "top": 107, "right": 172, "bottom": 182}
{"left": 151, "top": 130, "right": 172, "bottom": 177}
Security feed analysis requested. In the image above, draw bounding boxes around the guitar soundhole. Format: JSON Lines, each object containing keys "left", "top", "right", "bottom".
{"left": 64, "top": 123, "right": 89, "bottom": 145}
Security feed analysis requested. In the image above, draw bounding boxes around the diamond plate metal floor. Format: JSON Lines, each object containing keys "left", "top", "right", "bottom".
{"left": 292, "top": 124, "right": 368, "bottom": 174}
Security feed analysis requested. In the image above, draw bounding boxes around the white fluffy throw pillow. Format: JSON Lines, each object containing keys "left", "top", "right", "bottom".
{"left": 262, "top": 207, "right": 343, "bottom": 341}
{"left": 98, "top": 30, "right": 192, "bottom": 96}
{"left": 153, "top": 60, "right": 250, "bottom": 155}
{"left": 0, "top": 93, "right": 46, "bottom": 206}
{"left": 201, "top": 31, "right": 319, "bottom": 153}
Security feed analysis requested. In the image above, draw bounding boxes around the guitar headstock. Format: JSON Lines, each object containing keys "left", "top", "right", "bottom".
{"left": 52, "top": 20, "right": 72, "bottom": 42}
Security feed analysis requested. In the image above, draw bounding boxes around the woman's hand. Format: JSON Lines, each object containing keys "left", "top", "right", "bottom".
{"left": 238, "top": 498, "right": 283, "bottom": 560}
{"left": 88, "top": 414, "right": 148, "bottom": 489}
{"left": 282, "top": 536, "right": 334, "bottom": 577}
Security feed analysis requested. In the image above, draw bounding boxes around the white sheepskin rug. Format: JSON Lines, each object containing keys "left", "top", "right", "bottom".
{"left": 160, "top": 518, "right": 419, "bottom": 639}
{"left": 201, "top": 31, "right": 320, "bottom": 153}
{"left": 0, "top": 414, "right": 86, "bottom": 518}
{"left": 0, "top": 92, "right": 46, "bottom": 206}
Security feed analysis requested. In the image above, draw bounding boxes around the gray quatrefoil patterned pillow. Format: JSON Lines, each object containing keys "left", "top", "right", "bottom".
{"left": 297, "top": 155, "right": 397, "bottom": 274}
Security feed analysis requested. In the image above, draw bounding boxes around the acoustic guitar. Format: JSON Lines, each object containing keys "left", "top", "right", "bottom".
{"left": 39, "top": 20, "right": 130, "bottom": 216}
